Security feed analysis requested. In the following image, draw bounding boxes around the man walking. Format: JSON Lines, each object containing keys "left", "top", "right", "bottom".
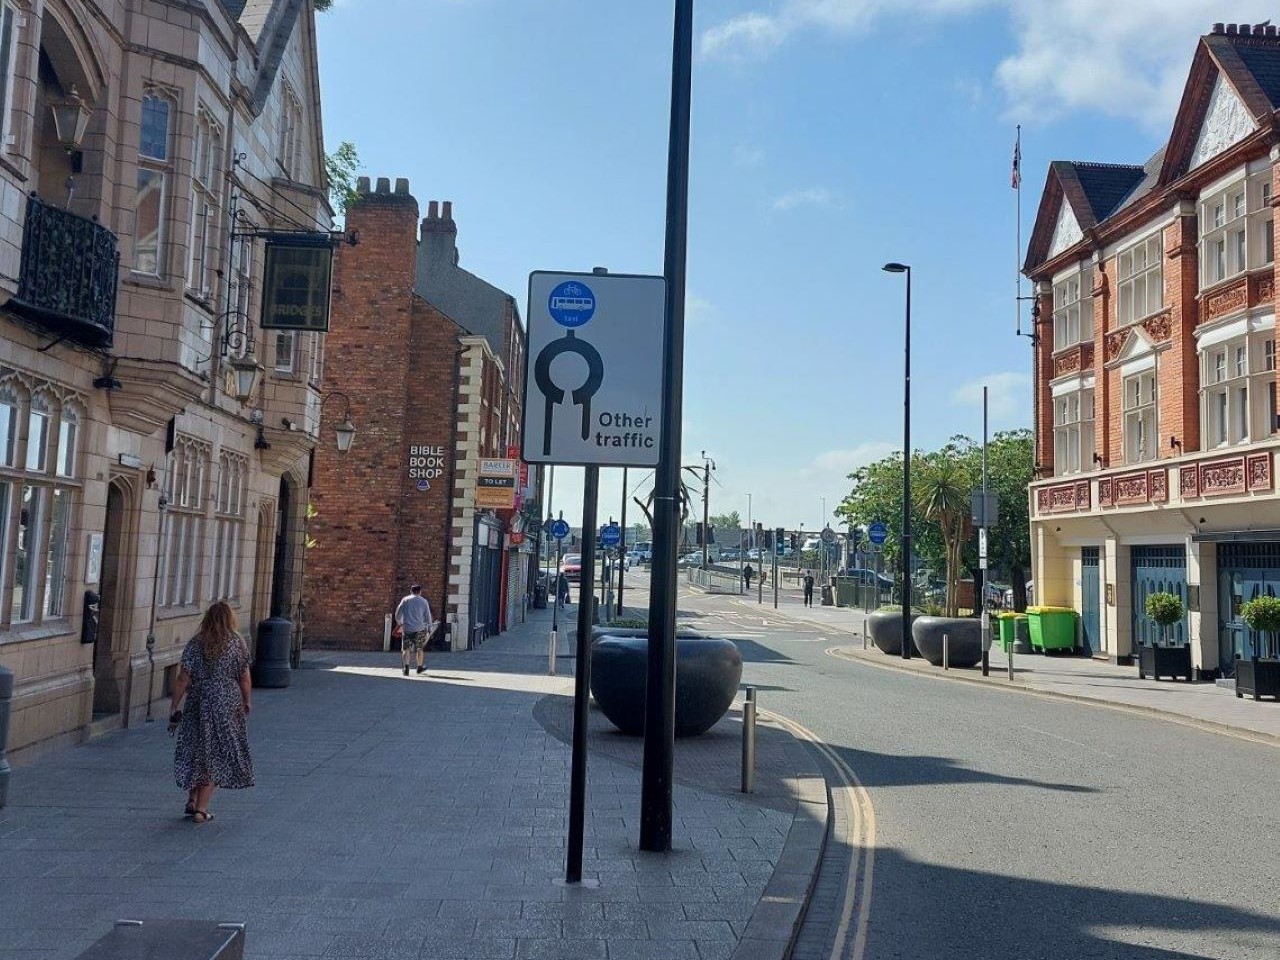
{"left": 743, "top": 564, "right": 754, "bottom": 592}
{"left": 802, "top": 570, "right": 815, "bottom": 607}
{"left": 395, "top": 584, "right": 435, "bottom": 676}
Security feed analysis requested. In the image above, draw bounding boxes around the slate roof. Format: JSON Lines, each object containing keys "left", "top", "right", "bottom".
{"left": 1219, "top": 33, "right": 1280, "bottom": 108}
{"left": 1070, "top": 163, "right": 1148, "bottom": 224}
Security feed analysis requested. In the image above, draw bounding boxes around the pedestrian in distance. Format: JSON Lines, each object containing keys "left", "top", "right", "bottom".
{"left": 743, "top": 564, "right": 755, "bottom": 591}
{"left": 557, "top": 570, "right": 571, "bottom": 607}
{"left": 168, "top": 601, "right": 255, "bottom": 824}
{"left": 803, "top": 570, "right": 815, "bottom": 607}
{"left": 395, "top": 584, "right": 436, "bottom": 676}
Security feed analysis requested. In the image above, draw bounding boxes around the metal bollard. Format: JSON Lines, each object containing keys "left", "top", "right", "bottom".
{"left": 548, "top": 629, "right": 558, "bottom": 676}
{"left": 1008, "top": 643, "right": 1015, "bottom": 681}
{"left": 383, "top": 614, "right": 392, "bottom": 652}
{"left": 741, "top": 686, "right": 757, "bottom": 794}
{"left": 943, "top": 633, "right": 950, "bottom": 670}
{"left": 0, "top": 665, "right": 13, "bottom": 808}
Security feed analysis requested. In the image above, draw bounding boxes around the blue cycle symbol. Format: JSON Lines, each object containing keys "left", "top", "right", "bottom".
{"left": 548, "top": 281, "right": 596, "bottom": 328}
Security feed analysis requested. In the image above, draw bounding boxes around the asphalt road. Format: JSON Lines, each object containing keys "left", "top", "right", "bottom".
{"left": 623, "top": 573, "right": 1280, "bottom": 960}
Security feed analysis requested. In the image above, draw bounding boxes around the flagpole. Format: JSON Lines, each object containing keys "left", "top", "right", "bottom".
{"left": 1015, "top": 123, "right": 1022, "bottom": 337}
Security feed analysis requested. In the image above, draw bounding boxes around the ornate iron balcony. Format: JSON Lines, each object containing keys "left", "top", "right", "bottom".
{"left": 10, "top": 193, "right": 119, "bottom": 347}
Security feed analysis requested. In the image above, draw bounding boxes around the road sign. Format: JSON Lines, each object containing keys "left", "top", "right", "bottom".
{"left": 868, "top": 521, "right": 888, "bottom": 545}
{"left": 542, "top": 518, "right": 556, "bottom": 534}
{"left": 522, "top": 271, "right": 667, "bottom": 466}
{"left": 600, "top": 522, "right": 622, "bottom": 547}
{"left": 551, "top": 518, "right": 571, "bottom": 541}
{"left": 971, "top": 490, "right": 999, "bottom": 527}
{"left": 820, "top": 526, "right": 836, "bottom": 544}
{"left": 978, "top": 527, "right": 988, "bottom": 570}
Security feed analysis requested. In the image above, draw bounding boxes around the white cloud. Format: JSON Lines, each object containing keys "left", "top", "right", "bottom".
{"left": 701, "top": 1, "right": 1279, "bottom": 126}
{"left": 771, "top": 186, "right": 838, "bottom": 212}
{"left": 951, "top": 371, "right": 1032, "bottom": 424}
{"left": 803, "top": 442, "right": 898, "bottom": 481}
{"left": 733, "top": 143, "right": 766, "bottom": 167}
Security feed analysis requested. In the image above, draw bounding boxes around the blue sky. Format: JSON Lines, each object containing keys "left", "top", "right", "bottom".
{"left": 316, "top": 1, "right": 1277, "bottom": 529}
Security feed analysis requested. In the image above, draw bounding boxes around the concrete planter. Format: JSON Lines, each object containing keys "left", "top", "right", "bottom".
{"left": 591, "top": 635, "right": 743, "bottom": 737}
{"left": 911, "top": 616, "right": 983, "bottom": 668}
{"left": 867, "top": 610, "right": 918, "bottom": 656}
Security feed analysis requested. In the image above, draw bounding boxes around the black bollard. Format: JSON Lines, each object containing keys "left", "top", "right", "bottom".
{"left": 251, "top": 618, "right": 293, "bottom": 688}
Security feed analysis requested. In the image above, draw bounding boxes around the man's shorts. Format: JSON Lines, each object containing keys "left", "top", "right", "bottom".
{"left": 402, "top": 628, "right": 429, "bottom": 653}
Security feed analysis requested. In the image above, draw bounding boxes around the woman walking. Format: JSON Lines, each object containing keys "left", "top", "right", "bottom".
{"left": 168, "top": 601, "right": 255, "bottom": 823}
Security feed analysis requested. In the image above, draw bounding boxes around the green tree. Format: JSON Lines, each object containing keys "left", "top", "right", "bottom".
{"left": 325, "top": 141, "right": 361, "bottom": 219}
{"left": 314, "top": 0, "right": 334, "bottom": 11}
{"left": 708, "top": 511, "right": 741, "bottom": 533}
{"left": 960, "top": 429, "right": 1033, "bottom": 610}
{"left": 914, "top": 449, "right": 974, "bottom": 617}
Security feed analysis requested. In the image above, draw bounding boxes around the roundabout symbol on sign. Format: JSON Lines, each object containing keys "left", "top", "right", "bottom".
{"left": 551, "top": 518, "right": 571, "bottom": 541}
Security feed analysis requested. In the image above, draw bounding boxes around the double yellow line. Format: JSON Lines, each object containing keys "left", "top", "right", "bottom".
{"left": 766, "top": 710, "right": 878, "bottom": 960}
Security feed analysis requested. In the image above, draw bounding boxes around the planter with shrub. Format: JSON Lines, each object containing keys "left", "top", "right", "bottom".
{"left": 1237, "top": 595, "right": 1280, "bottom": 701}
{"left": 1138, "top": 592, "right": 1192, "bottom": 682}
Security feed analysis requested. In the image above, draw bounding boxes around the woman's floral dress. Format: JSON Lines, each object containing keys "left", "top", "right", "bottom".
{"left": 173, "top": 635, "right": 255, "bottom": 790}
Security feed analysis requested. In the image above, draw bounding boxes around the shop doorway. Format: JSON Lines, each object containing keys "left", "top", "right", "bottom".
{"left": 92, "top": 479, "right": 131, "bottom": 717}
{"left": 1131, "top": 546, "right": 1187, "bottom": 648}
{"left": 1080, "top": 547, "right": 1100, "bottom": 656}
{"left": 1216, "top": 542, "right": 1280, "bottom": 677}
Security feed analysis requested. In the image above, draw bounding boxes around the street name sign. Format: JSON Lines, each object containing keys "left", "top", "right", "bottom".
{"left": 522, "top": 271, "right": 667, "bottom": 466}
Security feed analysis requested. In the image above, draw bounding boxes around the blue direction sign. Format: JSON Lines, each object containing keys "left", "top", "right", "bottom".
{"left": 551, "top": 518, "right": 571, "bottom": 541}
{"left": 548, "top": 280, "right": 596, "bottom": 328}
{"left": 600, "top": 522, "right": 622, "bottom": 547}
{"left": 868, "top": 521, "right": 888, "bottom": 545}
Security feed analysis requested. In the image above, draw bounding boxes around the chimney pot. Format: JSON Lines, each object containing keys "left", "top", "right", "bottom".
{"left": 375, "top": 177, "right": 391, "bottom": 194}
{"left": 395, "top": 178, "right": 409, "bottom": 195}
{"left": 1241, "top": 24, "right": 1253, "bottom": 35}
{"left": 442, "top": 201, "right": 453, "bottom": 220}
{"left": 1226, "top": 23, "right": 1238, "bottom": 35}
{"left": 427, "top": 200, "right": 439, "bottom": 219}
{"left": 1269, "top": 25, "right": 1277, "bottom": 36}
{"left": 356, "top": 176, "right": 371, "bottom": 194}
{"left": 1212, "top": 22, "right": 1224, "bottom": 33}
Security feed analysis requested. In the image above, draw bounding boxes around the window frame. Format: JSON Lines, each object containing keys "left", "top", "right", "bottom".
{"left": 1052, "top": 267, "right": 1093, "bottom": 353}
{"left": 1200, "top": 332, "right": 1276, "bottom": 448}
{"left": 1053, "top": 387, "right": 1095, "bottom": 476}
{"left": 186, "top": 107, "right": 224, "bottom": 299}
{"left": 1123, "top": 370, "right": 1158, "bottom": 464}
{"left": 1117, "top": 233, "right": 1164, "bottom": 325}
{"left": 1200, "top": 173, "right": 1273, "bottom": 289}
{"left": 133, "top": 90, "right": 176, "bottom": 278}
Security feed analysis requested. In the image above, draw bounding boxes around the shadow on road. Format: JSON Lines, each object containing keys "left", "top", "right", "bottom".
{"left": 830, "top": 743, "right": 1099, "bottom": 794}
{"left": 854, "top": 844, "right": 1279, "bottom": 959}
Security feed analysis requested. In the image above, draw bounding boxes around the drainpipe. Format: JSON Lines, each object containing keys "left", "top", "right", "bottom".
{"left": 440, "top": 339, "right": 465, "bottom": 649}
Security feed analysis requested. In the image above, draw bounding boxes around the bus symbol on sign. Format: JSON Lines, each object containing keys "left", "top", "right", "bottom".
{"left": 548, "top": 281, "right": 596, "bottom": 328}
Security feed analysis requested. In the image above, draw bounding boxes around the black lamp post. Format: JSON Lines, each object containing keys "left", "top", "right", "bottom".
{"left": 883, "top": 262, "right": 912, "bottom": 659}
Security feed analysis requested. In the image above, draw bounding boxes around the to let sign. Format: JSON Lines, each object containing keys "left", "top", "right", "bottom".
{"left": 260, "top": 238, "right": 334, "bottom": 331}
{"left": 476, "top": 458, "right": 518, "bottom": 510}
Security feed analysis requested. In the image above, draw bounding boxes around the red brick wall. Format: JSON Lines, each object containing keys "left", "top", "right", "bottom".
{"left": 308, "top": 180, "right": 434, "bottom": 648}
{"left": 1035, "top": 284, "right": 1055, "bottom": 472}
{"left": 1166, "top": 212, "right": 1201, "bottom": 453}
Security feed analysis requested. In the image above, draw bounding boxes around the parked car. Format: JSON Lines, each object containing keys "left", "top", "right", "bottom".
{"left": 560, "top": 554, "right": 584, "bottom": 581}
{"left": 634, "top": 541, "right": 653, "bottom": 564}
{"left": 719, "top": 547, "right": 741, "bottom": 562}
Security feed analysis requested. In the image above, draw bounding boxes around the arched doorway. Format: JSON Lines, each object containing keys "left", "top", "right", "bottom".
{"left": 92, "top": 479, "right": 132, "bottom": 717}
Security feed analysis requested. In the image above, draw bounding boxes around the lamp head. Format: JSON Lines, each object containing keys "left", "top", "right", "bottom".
{"left": 882, "top": 262, "right": 909, "bottom": 273}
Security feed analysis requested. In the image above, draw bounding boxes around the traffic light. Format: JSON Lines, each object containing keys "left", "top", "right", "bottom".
{"left": 775, "top": 527, "right": 785, "bottom": 552}
{"left": 790, "top": 533, "right": 798, "bottom": 550}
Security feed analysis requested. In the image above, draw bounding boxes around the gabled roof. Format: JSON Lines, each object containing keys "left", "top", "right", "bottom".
{"left": 1023, "top": 161, "right": 1146, "bottom": 270}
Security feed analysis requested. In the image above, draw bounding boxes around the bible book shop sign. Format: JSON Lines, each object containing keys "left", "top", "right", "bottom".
{"left": 408, "top": 444, "right": 448, "bottom": 492}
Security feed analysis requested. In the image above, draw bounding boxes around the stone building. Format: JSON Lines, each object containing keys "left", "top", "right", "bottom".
{"left": 307, "top": 181, "right": 538, "bottom": 651}
{"left": 0, "top": 0, "right": 334, "bottom": 758}
{"left": 1025, "top": 22, "right": 1280, "bottom": 678}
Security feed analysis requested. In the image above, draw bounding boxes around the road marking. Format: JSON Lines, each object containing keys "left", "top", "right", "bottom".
{"left": 766, "top": 711, "right": 877, "bottom": 960}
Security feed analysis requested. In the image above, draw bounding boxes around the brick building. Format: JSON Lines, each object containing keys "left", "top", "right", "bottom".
{"left": 1025, "top": 22, "right": 1280, "bottom": 679}
{"left": 307, "top": 181, "right": 537, "bottom": 650}
{"left": 0, "top": 0, "right": 334, "bottom": 758}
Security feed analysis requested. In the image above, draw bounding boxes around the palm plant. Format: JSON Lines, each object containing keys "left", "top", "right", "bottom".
{"left": 914, "top": 453, "right": 972, "bottom": 617}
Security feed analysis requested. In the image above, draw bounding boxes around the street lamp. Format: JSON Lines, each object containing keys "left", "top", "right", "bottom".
{"left": 319, "top": 391, "right": 357, "bottom": 453}
{"left": 883, "top": 261, "right": 912, "bottom": 659}
{"left": 227, "top": 354, "right": 262, "bottom": 404}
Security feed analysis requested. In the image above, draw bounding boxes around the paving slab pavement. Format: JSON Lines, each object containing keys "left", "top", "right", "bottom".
{"left": 0, "top": 606, "right": 827, "bottom": 960}
{"left": 737, "top": 598, "right": 1280, "bottom": 744}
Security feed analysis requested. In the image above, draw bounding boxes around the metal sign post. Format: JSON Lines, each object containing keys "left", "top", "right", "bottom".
{"left": 566, "top": 467, "right": 600, "bottom": 884}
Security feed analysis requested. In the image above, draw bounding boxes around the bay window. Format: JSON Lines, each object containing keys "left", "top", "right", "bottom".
{"left": 1054, "top": 388, "right": 1094, "bottom": 475}
{"left": 1053, "top": 268, "right": 1093, "bottom": 352}
{"left": 159, "top": 439, "right": 207, "bottom": 609}
{"left": 1117, "top": 233, "right": 1163, "bottom": 324}
{"left": 1200, "top": 333, "right": 1276, "bottom": 448}
{"left": 1123, "top": 371, "right": 1157, "bottom": 464}
{"left": 134, "top": 92, "right": 174, "bottom": 276}
{"left": 211, "top": 454, "right": 246, "bottom": 601}
{"left": 1200, "top": 174, "right": 1274, "bottom": 289}
{"left": 187, "top": 109, "right": 223, "bottom": 297}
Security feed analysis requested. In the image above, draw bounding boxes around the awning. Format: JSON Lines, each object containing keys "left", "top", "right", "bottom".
{"left": 1192, "top": 529, "right": 1280, "bottom": 543}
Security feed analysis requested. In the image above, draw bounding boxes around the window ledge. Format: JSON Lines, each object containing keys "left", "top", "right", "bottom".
{"left": 157, "top": 605, "right": 204, "bottom": 622}
{"left": 124, "top": 273, "right": 178, "bottom": 293}
{"left": 0, "top": 618, "right": 75, "bottom": 644}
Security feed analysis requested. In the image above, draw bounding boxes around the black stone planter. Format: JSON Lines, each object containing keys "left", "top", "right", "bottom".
{"left": 589, "top": 626, "right": 705, "bottom": 644}
{"left": 867, "top": 610, "right": 918, "bottom": 656}
{"left": 1235, "top": 657, "right": 1280, "bottom": 700}
{"left": 590, "top": 635, "right": 743, "bottom": 737}
{"left": 911, "top": 616, "right": 983, "bottom": 668}
{"left": 1137, "top": 644, "right": 1193, "bottom": 682}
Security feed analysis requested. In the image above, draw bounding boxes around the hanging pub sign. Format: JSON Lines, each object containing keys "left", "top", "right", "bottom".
{"left": 260, "top": 235, "right": 334, "bottom": 331}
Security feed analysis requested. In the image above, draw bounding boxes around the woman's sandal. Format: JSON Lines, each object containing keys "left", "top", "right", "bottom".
{"left": 192, "top": 810, "right": 214, "bottom": 824}
{"left": 183, "top": 802, "right": 196, "bottom": 818}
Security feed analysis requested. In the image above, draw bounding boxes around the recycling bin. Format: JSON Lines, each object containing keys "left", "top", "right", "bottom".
{"left": 1026, "top": 606, "right": 1077, "bottom": 653}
